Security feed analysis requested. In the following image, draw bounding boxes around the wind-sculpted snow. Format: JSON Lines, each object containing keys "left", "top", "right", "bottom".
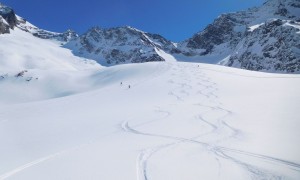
{"left": 0, "top": 60, "right": 299, "bottom": 179}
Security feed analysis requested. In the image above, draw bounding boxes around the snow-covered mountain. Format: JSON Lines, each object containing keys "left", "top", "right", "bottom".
{"left": 0, "top": 3, "right": 176, "bottom": 67}
{"left": 1, "top": 0, "right": 299, "bottom": 73}
{"left": 0, "top": 3, "right": 77, "bottom": 43}
{"left": 0, "top": 3, "right": 99, "bottom": 72}
{"left": 177, "top": 0, "right": 300, "bottom": 73}
{"left": 0, "top": 3, "right": 101, "bottom": 103}
{"left": 64, "top": 26, "right": 177, "bottom": 66}
{"left": 62, "top": 0, "right": 300, "bottom": 72}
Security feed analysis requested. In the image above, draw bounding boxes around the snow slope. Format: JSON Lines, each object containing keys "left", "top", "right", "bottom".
{"left": 0, "top": 27, "right": 102, "bottom": 104}
{"left": 0, "top": 28, "right": 99, "bottom": 71}
{"left": 0, "top": 58, "right": 299, "bottom": 180}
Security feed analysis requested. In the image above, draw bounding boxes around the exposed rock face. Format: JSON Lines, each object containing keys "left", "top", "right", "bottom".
{"left": 0, "top": 3, "right": 17, "bottom": 29}
{"left": 182, "top": 14, "right": 246, "bottom": 56}
{"left": 0, "top": 3, "right": 18, "bottom": 34}
{"left": 144, "top": 33, "right": 178, "bottom": 53}
{"left": 31, "top": 29, "right": 78, "bottom": 42}
{"left": 0, "top": 16, "right": 10, "bottom": 34}
{"left": 228, "top": 19, "right": 300, "bottom": 73}
{"left": 65, "top": 26, "right": 176, "bottom": 65}
{"left": 178, "top": 0, "right": 300, "bottom": 73}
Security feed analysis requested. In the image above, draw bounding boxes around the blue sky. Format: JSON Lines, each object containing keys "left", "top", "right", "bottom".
{"left": 2, "top": 0, "right": 263, "bottom": 41}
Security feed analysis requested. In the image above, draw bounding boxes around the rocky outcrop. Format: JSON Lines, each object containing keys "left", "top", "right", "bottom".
{"left": 0, "top": 3, "right": 17, "bottom": 29}
{"left": 0, "top": 16, "right": 10, "bottom": 34}
{"left": 0, "top": 3, "right": 18, "bottom": 34}
{"left": 227, "top": 19, "right": 300, "bottom": 73}
{"left": 31, "top": 29, "right": 78, "bottom": 42}
{"left": 177, "top": 0, "right": 300, "bottom": 73}
{"left": 181, "top": 13, "right": 246, "bottom": 56}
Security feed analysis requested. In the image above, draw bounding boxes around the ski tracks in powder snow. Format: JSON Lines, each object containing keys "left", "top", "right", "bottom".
{"left": 121, "top": 63, "right": 300, "bottom": 180}
{"left": 0, "top": 152, "right": 64, "bottom": 180}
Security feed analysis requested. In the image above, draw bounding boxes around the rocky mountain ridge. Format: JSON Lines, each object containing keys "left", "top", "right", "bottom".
{"left": 16, "top": 16, "right": 78, "bottom": 43}
{"left": 64, "top": 26, "right": 177, "bottom": 65}
{"left": 0, "top": 0, "right": 299, "bottom": 73}
{"left": 177, "top": 0, "right": 300, "bottom": 73}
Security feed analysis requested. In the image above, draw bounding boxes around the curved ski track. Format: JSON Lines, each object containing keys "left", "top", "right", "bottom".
{"left": 121, "top": 63, "right": 300, "bottom": 180}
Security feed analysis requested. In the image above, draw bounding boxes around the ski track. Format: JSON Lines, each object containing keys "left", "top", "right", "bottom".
{"left": 1, "top": 63, "right": 299, "bottom": 180}
{"left": 0, "top": 152, "right": 64, "bottom": 180}
{"left": 123, "top": 119, "right": 300, "bottom": 180}
{"left": 121, "top": 63, "right": 300, "bottom": 180}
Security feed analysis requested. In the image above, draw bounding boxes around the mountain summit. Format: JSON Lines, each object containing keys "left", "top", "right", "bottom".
{"left": 64, "top": 26, "right": 177, "bottom": 65}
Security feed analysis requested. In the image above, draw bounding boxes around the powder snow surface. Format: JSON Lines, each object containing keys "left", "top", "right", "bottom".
{"left": 0, "top": 28, "right": 300, "bottom": 180}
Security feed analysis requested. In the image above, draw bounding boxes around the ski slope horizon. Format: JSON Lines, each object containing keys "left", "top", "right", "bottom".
{"left": 1, "top": 41, "right": 300, "bottom": 179}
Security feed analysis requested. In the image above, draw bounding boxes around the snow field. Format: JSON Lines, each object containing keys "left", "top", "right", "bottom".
{"left": 0, "top": 60, "right": 299, "bottom": 179}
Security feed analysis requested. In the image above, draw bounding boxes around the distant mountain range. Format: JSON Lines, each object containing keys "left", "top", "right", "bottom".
{"left": 0, "top": 0, "right": 299, "bottom": 73}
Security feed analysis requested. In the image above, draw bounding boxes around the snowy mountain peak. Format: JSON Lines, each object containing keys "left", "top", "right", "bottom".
{"left": 0, "top": 3, "right": 99, "bottom": 72}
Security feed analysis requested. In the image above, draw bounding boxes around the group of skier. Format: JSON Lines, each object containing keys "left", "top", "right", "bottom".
{"left": 120, "top": 82, "right": 130, "bottom": 89}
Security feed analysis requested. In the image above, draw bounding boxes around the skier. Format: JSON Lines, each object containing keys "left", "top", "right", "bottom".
{"left": 128, "top": 85, "right": 131, "bottom": 89}
{"left": 120, "top": 82, "right": 123, "bottom": 85}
